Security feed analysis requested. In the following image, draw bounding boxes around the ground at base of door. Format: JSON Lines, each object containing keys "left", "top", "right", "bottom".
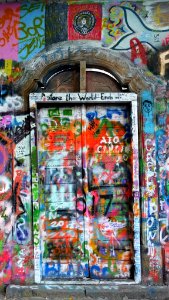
{"left": 1, "top": 284, "right": 169, "bottom": 300}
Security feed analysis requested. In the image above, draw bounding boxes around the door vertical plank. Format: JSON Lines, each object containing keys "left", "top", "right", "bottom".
{"left": 132, "top": 99, "right": 141, "bottom": 283}
{"left": 80, "top": 61, "right": 86, "bottom": 93}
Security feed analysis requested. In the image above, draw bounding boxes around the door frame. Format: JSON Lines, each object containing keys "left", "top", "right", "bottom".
{"left": 29, "top": 92, "right": 141, "bottom": 284}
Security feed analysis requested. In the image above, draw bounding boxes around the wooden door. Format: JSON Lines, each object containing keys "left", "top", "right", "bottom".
{"left": 36, "top": 102, "right": 133, "bottom": 280}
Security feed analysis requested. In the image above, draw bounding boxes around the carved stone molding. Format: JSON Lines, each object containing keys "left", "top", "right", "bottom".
{"left": 15, "top": 40, "right": 152, "bottom": 97}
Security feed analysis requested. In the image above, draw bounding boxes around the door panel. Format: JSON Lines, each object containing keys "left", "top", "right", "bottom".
{"left": 37, "top": 106, "right": 87, "bottom": 278}
{"left": 37, "top": 103, "right": 133, "bottom": 280}
{"left": 84, "top": 105, "right": 133, "bottom": 279}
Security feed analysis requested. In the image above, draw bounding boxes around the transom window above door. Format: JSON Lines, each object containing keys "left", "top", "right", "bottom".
{"left": 35, "top": 64, "right": 128, "bottom": 94}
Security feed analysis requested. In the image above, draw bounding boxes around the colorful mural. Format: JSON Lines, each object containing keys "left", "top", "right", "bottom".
{"left": 0, "top": 1, "right": 169, "bottom": 65}
{"left": 102, "top": 4, "right": 169, "bottom": 50}
{"left": 0, "top": 113, "right": 33, "bottom": 285}
{"left": 0, "top": 0, "right": 169, "bottom": 288}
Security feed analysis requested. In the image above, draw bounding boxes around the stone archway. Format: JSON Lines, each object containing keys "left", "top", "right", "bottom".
{"left": 15, "top": 41, "right": 150, "bottom": 101}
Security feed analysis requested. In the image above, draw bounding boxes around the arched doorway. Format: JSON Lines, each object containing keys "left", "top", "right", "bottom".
{"left": 16, "top": 41, "right": 150, "bottom": 284}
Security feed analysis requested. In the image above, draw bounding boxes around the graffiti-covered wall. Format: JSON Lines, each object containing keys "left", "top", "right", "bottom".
{"left": 0, "top": 0, "right": 169, "bottom": 286}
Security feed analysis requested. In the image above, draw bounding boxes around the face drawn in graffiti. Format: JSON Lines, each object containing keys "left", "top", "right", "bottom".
{"left": 73, "top": 10, "right": 96, "bottom": 35}
{"left": 143, "top": 100, "right": 152, "bottom": 115}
